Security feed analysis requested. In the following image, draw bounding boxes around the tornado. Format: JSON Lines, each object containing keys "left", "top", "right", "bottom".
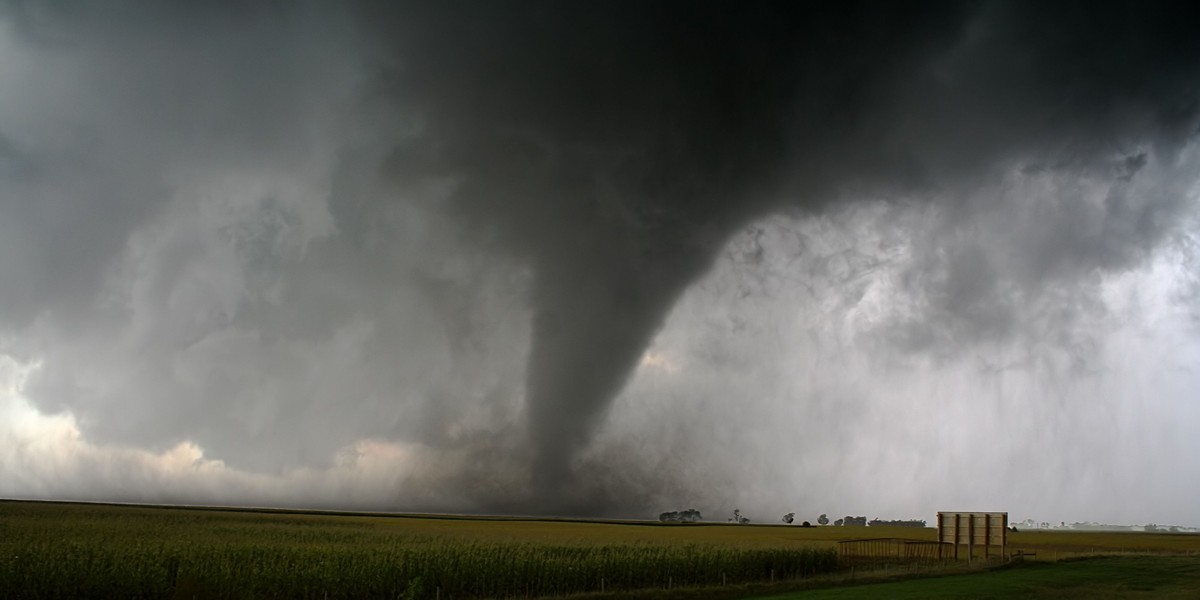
{"left": 363, "top": 0, "right": 1200, "bottom": 507}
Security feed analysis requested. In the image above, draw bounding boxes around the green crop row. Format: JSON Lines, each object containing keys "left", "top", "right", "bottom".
{"left": 0, "top": 502, "right": 838, "bottom": 598}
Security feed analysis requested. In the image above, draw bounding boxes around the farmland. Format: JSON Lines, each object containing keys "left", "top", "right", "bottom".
{"left": 753, "top": 556, "right": 1200, "bottom": 599}
{"left": 2, "top": 500, "right": 1198, "bottom": 599}
{"left": 0, "top": 500, "right": 835, "bottom": 598}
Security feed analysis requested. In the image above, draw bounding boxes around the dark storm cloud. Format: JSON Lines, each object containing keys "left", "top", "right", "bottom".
{"left": 1, "top": 1, "right": 1199, "bottom": 517}
{"left": 360, "top": 0, "right": 1200, "bottom": 505}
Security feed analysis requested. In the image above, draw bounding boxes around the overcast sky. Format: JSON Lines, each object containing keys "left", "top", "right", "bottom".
{"left": 2, "top": 1, "right": 1200, "bottom": 526}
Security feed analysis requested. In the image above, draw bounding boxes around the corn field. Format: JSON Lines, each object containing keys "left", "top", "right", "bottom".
{"left": 0, "top": 501, "right": 837, "bottom": 598}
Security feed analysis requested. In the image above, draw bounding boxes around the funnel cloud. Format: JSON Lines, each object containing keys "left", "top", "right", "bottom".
{"left": 2, "top": 1, "right": 1200, "bottom": 521}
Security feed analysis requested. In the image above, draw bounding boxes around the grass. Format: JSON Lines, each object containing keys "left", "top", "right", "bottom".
{"left": 1004, "top": 529, "right": 1200, "bottom": 557}
{"left": 749, "top": 555, "right": 1200, "bottom": 599}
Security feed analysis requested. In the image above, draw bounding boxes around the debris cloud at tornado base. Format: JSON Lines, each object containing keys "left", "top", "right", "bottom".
{"left": 1, "top": 1, "right": 1200, "bottom": 521}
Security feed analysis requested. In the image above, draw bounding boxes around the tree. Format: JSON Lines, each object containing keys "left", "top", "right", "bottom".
{"left": 731, "top": 509, "right": 749, "bottom": 524}
{"left": 834, "top": 518, "right": 844, "bottom": 526}
{"left": 659, "top": 509, "right": 702, "bottom": 523}
{"left": 818, "top": 514, "right": 829, "bottom": 526}
{"left": 782, "top": 513, "right": 795, "bottom": 524}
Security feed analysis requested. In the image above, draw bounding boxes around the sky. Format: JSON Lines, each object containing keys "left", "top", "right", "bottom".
{"left": 2, "top": 1, "right": 1200, "bottom": 526}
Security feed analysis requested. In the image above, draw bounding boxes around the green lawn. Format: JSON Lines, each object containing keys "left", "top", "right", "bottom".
{"left": 750, "top": 556, "right": 1200, "bottom": 599}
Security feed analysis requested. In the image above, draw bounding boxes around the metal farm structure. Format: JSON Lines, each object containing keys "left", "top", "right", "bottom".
{"left": 937, "top": 511, "right": 1008, "bottom": 563}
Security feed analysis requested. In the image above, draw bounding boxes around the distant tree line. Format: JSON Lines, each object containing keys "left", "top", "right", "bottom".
{"left": 658, "top": 509, "right": 703, "bottom": 523}
{"left": 868, "top": 518, "right": 927, "bottom": 527}
{"left": 655, "top": 510, "right": 926, "bottom": 529}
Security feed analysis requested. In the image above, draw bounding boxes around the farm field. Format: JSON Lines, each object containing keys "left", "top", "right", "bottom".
{"left": 751, "top": 555, "right": 1200, "bottom": 599}
{"left": 1, "top": 500, "right": 836, "bottom": 599}
{"left": 2, "top": 500, "right": 1198, "bottom": 599}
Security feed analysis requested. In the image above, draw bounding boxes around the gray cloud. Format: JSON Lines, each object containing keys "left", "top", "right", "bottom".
{"left": 359, "top": 0, "right": 1200, "bottom": 508}
{"left": 1, "top": 1, "right": 1199, "bottom": 520}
